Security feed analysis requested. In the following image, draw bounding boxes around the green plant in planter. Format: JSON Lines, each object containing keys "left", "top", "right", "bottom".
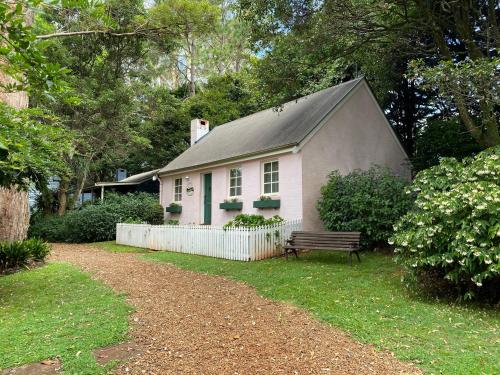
{"left": 166, "top": 202, "right": 182, "bottom": 213}
{"left": 220, "top": 197, "right": 243, "bottom": 210}
{"left": 253, "top": 196, "right": 280, "bottom": 209}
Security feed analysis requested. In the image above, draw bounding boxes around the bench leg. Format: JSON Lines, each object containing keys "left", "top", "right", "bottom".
{"left": 285, "top": 249, "right": 289, "bottom": 261}
{"left": 293, "top": 249, "right": 299, "bottom": 258}
{"left": 354, "top": 251, "right": 361, "bottom": 263}
{"left": 349, "top": 252, "right": 352, "bottom": 265}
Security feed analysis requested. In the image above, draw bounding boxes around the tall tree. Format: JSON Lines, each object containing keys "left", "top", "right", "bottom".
{"left": 150, "top": 0, "right": 220, "bottom": 96}
{"left": 0, "top": 1, "right": 70, "bottom": 240}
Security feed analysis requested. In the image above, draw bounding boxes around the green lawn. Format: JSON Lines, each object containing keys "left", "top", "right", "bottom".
{"left": 0, "top": 263, "right": 131, "bottom": 374}
{"left": 94, "top": 242, "right": 499, "bottom": 375}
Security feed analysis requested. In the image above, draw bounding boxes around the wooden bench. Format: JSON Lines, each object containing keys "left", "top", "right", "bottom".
{"left": 284, "top": 231, "right": 361, "bottom": 264}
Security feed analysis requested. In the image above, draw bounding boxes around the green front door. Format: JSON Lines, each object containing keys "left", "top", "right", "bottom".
{"left": 203, "top": 173, "right": 212, "bottom": 225}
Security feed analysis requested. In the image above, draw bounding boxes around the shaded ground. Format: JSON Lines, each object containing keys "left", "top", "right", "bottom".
{"left": 50, "top": 244, "right": 419, "bottom": 374}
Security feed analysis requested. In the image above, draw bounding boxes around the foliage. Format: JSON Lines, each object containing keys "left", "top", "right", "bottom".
{"left": 165, "top": 219, "right": 179, "bottom": 225}
{"left": 101, "top": 244, "right": 500, "bottom": 374}
{"left": 29, "top": 193, "right": 164, "bottom": 242}
{"left": 0, "top": 104, "right": 72, "bottom": 189}
{"left": 0, "top": 263, "right": 130, "bottom": 374}
{"left": 0, "top": 0, "right": 69, "bottom": 94}
{"left": 410, "top": 57, "right": 500, "bottom": 147}
{"left": 412, "top": 118, "right": 482, "bottom": 171}
{"left": 392, "top": 147, "right": 500, "bottom": 301}
{"left": 0, "top": 238, "right": 50, "bottom": 272}
{"left": 223, "top": 214, "right": 284, "bottom": 229}
{"left": 317, "top": 166, "right": 413, "bottom": 247}
{"left": 185, "top": 73, "right": 263, "bottom": 125}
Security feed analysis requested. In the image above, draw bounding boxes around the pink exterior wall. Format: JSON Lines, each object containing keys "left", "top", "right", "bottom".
{"left": 301, "top": 82, "right": 412, "bottom": 230}
{"left": 160, "top": 152, "right": 303, "bottom": 226}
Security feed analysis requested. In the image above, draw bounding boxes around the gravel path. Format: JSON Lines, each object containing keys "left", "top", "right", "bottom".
{"left": 50, "top": 244, "right": 420, "bottom": 375}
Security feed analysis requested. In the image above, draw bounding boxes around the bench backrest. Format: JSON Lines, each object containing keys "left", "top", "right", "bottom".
{"left": 289, "top": 231, "right": 361, "bottom": 250}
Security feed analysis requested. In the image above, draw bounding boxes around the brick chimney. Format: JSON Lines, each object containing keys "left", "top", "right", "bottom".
{"left": 190, "top": 119, "right": 209, "bottom": 145}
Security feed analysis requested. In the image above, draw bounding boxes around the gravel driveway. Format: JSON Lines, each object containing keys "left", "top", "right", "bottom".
{"left": 50, "top": 244, "right": 420, "bottom": 375}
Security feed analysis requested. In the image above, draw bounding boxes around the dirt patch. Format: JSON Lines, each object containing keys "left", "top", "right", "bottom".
{"left": 94, "top": 342, "right": 143, "bottom": 365}
{"left": 50, "top": 244, "right": 421, "bottom": 375}
{"left": 1, "top": 359, "right": 60, "bottom": 375}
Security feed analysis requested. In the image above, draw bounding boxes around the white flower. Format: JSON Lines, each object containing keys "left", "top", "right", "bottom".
{"left": 445, "top": 258, "right": 453, "bottom": 264}
{"left": 388, "top": 239, "right": 394, "bottom": 245}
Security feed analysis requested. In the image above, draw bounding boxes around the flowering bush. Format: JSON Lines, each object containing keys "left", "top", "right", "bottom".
{"left": 391, "top": 147, "right": 500, "bottom": 301}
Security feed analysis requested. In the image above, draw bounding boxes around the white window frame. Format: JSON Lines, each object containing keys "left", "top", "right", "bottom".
{"left": 228, "top": 167, "right": 242, "bottom": 198}
{"left": 261, "top": 160, "right": 279, "bottom": 195}
{"left": 173, "top": 177, "right": 182, "bottom": 202}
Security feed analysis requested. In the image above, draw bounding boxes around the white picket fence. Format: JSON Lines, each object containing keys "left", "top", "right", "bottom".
{"left": 116, "top": 219, "right": 302, "bottom": 261}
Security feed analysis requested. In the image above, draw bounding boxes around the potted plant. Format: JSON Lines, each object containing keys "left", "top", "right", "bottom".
{"left": 219, "top": 198, "right": 243, "bottom": 210}
{"left": 253, "top": 195, "right": 280, "bottom": 209}
{"left": 165, "top": 202, "right": 182, "bottom": 213}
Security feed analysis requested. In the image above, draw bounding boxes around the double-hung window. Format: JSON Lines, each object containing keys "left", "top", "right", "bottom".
{"left": 173, "top": 177, "right": 182, "bottom": 202}
{"left": 263, "top": 161, "right": 279, "bottom": 194}
{"left": 229, "top": 167, "right": 242, "bottom": 197}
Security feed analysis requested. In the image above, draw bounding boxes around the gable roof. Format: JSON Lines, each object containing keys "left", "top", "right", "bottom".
{"left": 159, "top": 78, "right": 364, "bottom": 174}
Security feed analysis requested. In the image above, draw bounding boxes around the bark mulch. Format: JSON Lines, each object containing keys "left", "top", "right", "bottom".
{"left": 50, "top": 244, "right": 421, "bottom": 375}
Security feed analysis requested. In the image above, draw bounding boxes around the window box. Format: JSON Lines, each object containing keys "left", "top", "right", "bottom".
{"left": 219, "top": 201, "right": 243, "bottom": 211}
{"left": 253, "top": 199, "right": 280, "bottom": 209}
{"left": 165, "top": 204, "right": 182, "bottom": 214}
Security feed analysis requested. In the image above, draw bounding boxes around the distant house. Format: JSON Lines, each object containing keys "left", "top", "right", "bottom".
{"left": 82, "top": 169, "right": 160, "bottom": 202}
{"left": 158, "top": 78, "right": 411, "bottom": 230}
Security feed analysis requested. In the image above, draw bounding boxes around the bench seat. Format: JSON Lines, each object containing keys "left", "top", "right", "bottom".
{"left": 284, "top": 231, "right": 361, "bottom": 264}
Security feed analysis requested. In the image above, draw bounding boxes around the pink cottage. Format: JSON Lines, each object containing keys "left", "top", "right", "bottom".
{"left": 158, "top": 78, "right": 411, "bottom": 230}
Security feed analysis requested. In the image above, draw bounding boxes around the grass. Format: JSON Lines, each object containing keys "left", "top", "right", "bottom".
{"left": 93, "top": 242, "right": 499, "bottom": 375}
{"left": 0, "top": 263, "right": 131, "bottom": 374}
{"left": 92, "top": 241, "right": 150, "bottom": 253}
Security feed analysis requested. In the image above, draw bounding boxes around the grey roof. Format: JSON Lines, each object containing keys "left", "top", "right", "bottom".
{"left": 95, "top": 169, "right": 159, "bottom": 186}
{"left": 159, "top": 78, "right": 364, "bottom": 174}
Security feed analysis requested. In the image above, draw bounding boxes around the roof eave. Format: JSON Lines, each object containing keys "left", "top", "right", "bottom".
{"left": 158, "top": 144, "right": 296, "bottom": 176}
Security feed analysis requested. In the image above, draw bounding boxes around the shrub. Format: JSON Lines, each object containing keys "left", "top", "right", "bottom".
{"left": 29, "top": 193, "right": 164, "bottom": 243}
{"left": 28, "top": 213, "right": 67, "bottom": 242}
{"left": 0, "top": 239, "right": 51, "bottom": 272}
{"left": 224, "top": 214, "right": 284, "bottom": 228}
{"left": 24, "top": 238, "right": 51, "bottom": 261}
{"left": 391, "top": 147, "right": 500, "bottom": 302}
{"left": 317, "top": 166, "right": 413, "bottom": 247}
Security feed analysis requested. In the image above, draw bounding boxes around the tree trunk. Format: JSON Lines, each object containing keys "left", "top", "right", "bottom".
{"left": 0, "top": 186, "right": 30, "bottom": 241}
{"left": 188, "top": 37, "right": 196, "bottom": 96}
{"left": 0, "top": 62, "right": 29, "bottom": 243}
{"left": 70, "top": 158, "right": 91, "bottom": 209}
{"left": 58, "top": 177, "right": 69, "bottom": 216}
